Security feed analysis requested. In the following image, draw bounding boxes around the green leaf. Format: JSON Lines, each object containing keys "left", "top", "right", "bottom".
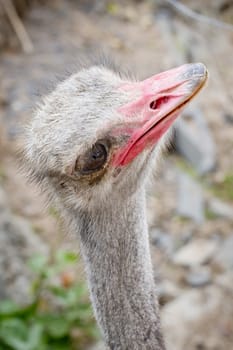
{"left": 49, "top": 286, "right": 68, "bottom": 299}
{"left": 68, "top": 283, "right": 88, "bottom": 303}
{"left": 55, "top": 251, "right": 78, "bottom": 266}
{"left": 0, "top": 344, "right": 11, "bottom": 350}
{"left": 66, "top": 307, "right": 93, "bottom": 323}
{"left": 40, "top": 314, "right": 71, "bottom": 339}
{"left": 28, "top": 255, "right": 48, "bottom": 274}
{"left": 45, "top": 340, "right": 70, "bottom": 350}
{"left": 0, "top": 300, "right": 20, "bottom": 315}
{"left": 27, "top": 323, "right": 44, "bottom": 349}
{"left": 0, "top": 251, "right": 98, "bottom": 349}
{"left": 0, "top": 300, "right": 37, "bottom": 319}
{"left": 0, "top": 319, "right": 44, "bottom": 350}
{"left": 0, "top": 319, "right": 28, "bottom": 350}
{"left": 49, "top": 283, "right": 88, "bottom": 307}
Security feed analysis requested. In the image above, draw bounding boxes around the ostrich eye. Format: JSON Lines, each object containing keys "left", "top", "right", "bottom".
{"left": 77, "top": 143, "right": 108, "bottom": 174}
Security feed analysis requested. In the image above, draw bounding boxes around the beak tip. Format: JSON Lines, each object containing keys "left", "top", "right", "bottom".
{"left": 196, "top": 62, "right": 208, "bottom": 81}
{"left": 183, "top": 62, "right": 208, "bottom": 81}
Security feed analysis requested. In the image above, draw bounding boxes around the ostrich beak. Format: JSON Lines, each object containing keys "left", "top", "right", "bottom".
{"left": 113, "top": 63, "right": 208, "bottom": 166}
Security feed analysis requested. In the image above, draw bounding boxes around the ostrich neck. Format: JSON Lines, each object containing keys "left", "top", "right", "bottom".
{"left": 73, "top": 189, "right": 165, "bottom": 350}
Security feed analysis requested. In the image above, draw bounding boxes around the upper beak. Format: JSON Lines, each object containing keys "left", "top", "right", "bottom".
{"left": 113, "top": 63, "right": 208, "bottom": 166}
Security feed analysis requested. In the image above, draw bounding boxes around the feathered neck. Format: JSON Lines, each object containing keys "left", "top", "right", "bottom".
{"left": 69, "top": 188, "right": 165, "bottom": 350}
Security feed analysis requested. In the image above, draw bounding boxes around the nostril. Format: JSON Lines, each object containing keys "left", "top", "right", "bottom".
{"left": 149, "top": 100, "right": 157, "bottom": 110}
{"left": 150, "top": 96, "right": 170, "bottom": 110}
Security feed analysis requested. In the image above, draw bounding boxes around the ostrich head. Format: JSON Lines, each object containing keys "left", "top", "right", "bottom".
{"left": 25, "top": 61, "right": 208, "bottom": 349}
{"left": 25, "top": 62, "right": 207, "bottom": 212}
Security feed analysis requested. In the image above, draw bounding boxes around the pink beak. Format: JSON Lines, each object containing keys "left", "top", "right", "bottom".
{"left": 113, "top": 63, "right": 208, "bottom": 166}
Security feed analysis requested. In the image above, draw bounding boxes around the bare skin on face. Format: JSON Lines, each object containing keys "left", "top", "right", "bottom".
{"left": 25, "top": 61, "right": 208, "bottom": 350}
{"left": 112, "top": 63, "right": 208, "bottom": 166}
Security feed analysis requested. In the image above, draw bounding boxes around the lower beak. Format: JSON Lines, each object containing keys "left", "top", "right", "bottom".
{"left": 113, "top": 63, "right": 208, "bottom": 166}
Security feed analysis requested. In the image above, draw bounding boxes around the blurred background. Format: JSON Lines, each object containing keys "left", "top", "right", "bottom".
{"left": 0, "top": 0, "right": 233, "bottom": 349}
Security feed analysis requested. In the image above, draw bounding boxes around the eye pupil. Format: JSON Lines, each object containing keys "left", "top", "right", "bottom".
{"left": 77, "top": 142, "right": 108, "bottom": 174}
{"left": 92, "top": 144, "right": 105, "bottom": 159}
{"left": 92, "top": 146, "right": 103, "bottom": 159}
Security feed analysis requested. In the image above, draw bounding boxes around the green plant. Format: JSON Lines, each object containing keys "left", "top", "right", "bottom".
{"left": 212, "top": 173, "right": 233, "bottom": 202}
{"left": 205, "top": 208, "right": 218, "bottom": 220}
{"left": 0, "top": 251, "right": 99, "bottom": 350}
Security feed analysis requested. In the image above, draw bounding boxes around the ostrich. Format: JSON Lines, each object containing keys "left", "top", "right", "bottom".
{"left": 24, "top": 61, "right": 207, "bottom": 350}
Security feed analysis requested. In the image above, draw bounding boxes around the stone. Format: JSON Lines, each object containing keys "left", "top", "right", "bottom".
{"left": 208, "top": 198, "right": 233, "bottom": 220}
{"left": 150, "top": 229, "right": 175, "bottom": 255}
{"left": 146, "top": 200, "right": 157, "bottom": 228}
{"left": 185, "top": 266, "right": 212, "bottom": 287}
{"left": 173, "top": 239, "right": 218, "bottom": 267}
{"left": 177, "top": 172, "right": 204, "bottom": 223}
{"left": 224, "top": 113, "right": 233, "bottom": 124}
{"left": 214, "top": 236, "right": 233, "bottom": 270}
{"left": 162, "top": 287, "right": 223, "bottom": 350}
{"left": 0, "top": 186, "right": 9, "bottom": 213}
{"left": 0, "top": 187, "right": 49, "bottom": 303}
{"left": 87, "top": 341, "right": 106, "bottom": 350}
{"left": 157, "top": 279, "right": 181, "bottom": 304}
{"left": 174, "top": 106, "right": 216, "bottom": 174}
{"left": 216, "top": 272, "right": 233, "bottom": 293}
{"left": 0, "top": 275, "right": 7, "bottom": 299}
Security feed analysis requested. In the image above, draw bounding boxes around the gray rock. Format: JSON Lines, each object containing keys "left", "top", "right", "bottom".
{"left": 162, "top": 286, "right": 223, "bottom": 350}
{"left": 173, "top": 239, "right": 218, "bottom": 267}
{"left": 214, "top": 236, "right": 233, "bottom": 270}
{"left": 0, "top": 186, "right": 9, "bottom": 213}
{"left": 185, "top": 266, "right": 212, "bottom": 287}
{"left": 150, "top": 229, "right": 175, "bottom": 255}
{"left": 177, "top": 172, "right": 204, "bottom": 223}
{"left": 0, "top": 189, "right": 49, "bottom": 303}
{"left": 175, "top": 106, "right": 216, "bottom": 174}
{"left": 0, "top": 275, "right": 7, "bottom": 299}
{"left": 224, "top": 113, "right": 233, "bottom": 124}
{"left": 208, "top": 198, "right": 233, "bottom": 220}
{"left": 87, "top": 341, "right": 106, "bottom": 350}
{"left": 216, "top": 271, "right": 233, "bottom": 293}
{"left": 146, "top": 201, "right": 157, "bottom": 228}
{"left": 157, "top": 279, "right": 182, "bottom": 304}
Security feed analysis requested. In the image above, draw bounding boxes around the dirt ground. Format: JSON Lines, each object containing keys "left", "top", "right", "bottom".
{"left": 0, "top": 1, "right": 233, "bottom": 349}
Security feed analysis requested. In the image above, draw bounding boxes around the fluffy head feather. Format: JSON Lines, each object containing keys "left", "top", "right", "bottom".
{"left": 24, "top": 64, "right": 168, "bottom": 212}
